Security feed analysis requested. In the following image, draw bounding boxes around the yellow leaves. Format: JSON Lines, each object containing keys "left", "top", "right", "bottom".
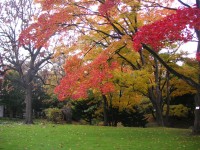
{"left": 53, "top": 45, "right": 68, "bottom": 58}
{"left": 121, "top": 35, "right": 133, "bottom": 49}
{"left": 170, "top": 77, "right": 196, "bottom": 97}
{"left": 111, "top": 91, "right": 143, "bottom": 111}
{"left": 163, "top": 104, "right": 189, "bottom": 118}
{"left": 168, "top": 60, "right": 198, "bottom": 97}
{"left": 113, "top": 68, "right": 153, "bottom": 94}
{"left": 84, "top": 47, "right": 103, "bottom": 61}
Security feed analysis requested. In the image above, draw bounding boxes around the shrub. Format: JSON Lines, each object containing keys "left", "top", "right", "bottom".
{"left": 44, "top": 108, "right": 63, "bottom": 123}
{"left": 120, "top": 106, "right": 148, "bottom": 127}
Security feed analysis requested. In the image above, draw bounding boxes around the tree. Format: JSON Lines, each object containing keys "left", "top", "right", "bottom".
{"left": 0, "top": 0, "right": 54, "bottom": 124}
{"left": 18, "top": 0, "right": 178, "bottom": 126}
{"left": 71, "top": 95, "right": 101, "bottom": 125}
{"left": 132, "top": 3, "right": 200, "bottom": 133}
{"left": 0, "top": 56, "right": 5, "bottom": 96}
{"left": 32, "top": 77, "right": 52, "bottom": 118}
{"left": 54, "top": 53, "right": 117, "bottom": 126}
{"left": 0, "top": 71, "right": 25, "bottom": 118}
{"left": 120, "top": 106, "right": 148, "bottom": 127}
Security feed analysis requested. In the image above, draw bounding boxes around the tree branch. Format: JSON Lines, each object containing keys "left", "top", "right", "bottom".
{"left": 178, "top": 0, "right": 191, "bottom": 8}
{"left": 142, "top": 44, "right": 200, "bottom": 90}
{"left": 116, "top": 51, "right": 139, "bottom": 70}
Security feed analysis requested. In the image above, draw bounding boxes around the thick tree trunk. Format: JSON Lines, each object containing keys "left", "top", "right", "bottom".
{"left": 24, "top": 85, "right": 33, "bottom": 124}
{"left": 62, "top": 104, "right": 72, "bottom": 124}
{"left": 154, "top": 102, "right": 164, "bottom": 126}
{"left": 193, "top": 91, "right": 200, "bottom": 134}
{"left": 149, "top": 88, "right": 164, "bottom": 127}
{"left": 153, "top": 58, "right": 164, "bottom": 126}
{"left": 154, "top": 94, "right": 164, "bottom": 127}
{"left": 102, "top": 94, "right": 108, "bottom": 126}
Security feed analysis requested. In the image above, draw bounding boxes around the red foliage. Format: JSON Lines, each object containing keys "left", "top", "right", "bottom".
{"left": 98, "top": 0, "right": 120, "bottom": 16}
{"left": 54, "top": 52, "right": 118, "bottom": 101}
{"left": 35, "top": 0, "right": 64, "bottom": 10}
{"left": 19, "top": 9, "right": 71, "bottom": 48}
{"left": 196, "top": 52, "right": 200, "bottom": 61}
{"left": 132, "top": 7, "right": 200, "bottom": 61}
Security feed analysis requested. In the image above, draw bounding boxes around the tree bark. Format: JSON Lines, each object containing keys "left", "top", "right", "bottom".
{"left": 148, "top": 87, "right": 164, "bottom": 126}
{"left": 102, "top": 94, "right": 108, "bottom": 126}
{"left": 154, "top": 58, "right": 164, "bottom": 126}
{"left": 24, "top": 84, "right": 33, "bottom": 124}
{"left": 155, "top": 102, "right": 164, "bottom": 126}
{"left": 147, "top": 58, "right": 165, "bottom": 126}
{"left": 193, "top": 91, "right": 200, "bottom": 134}
{"left": 165, "top": 70, "right": 171, "bottom": 126}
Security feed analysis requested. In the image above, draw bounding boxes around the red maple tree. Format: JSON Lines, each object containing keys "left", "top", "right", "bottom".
{"left": 132, "top": 7, "right": 200, "bottom": 61}
{"left": 132, "top": 5, "right": 200, "bottom": 134}
{"left": 54, "top": 52, "right": 118, "bottom": 100}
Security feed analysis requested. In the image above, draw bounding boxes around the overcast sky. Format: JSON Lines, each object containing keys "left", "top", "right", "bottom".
{"left": 176, "top": 0, "right": 197, "bottom": 58}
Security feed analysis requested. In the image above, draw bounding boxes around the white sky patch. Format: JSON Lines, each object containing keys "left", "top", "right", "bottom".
{"left": 179, "top": 41, "right": 197, "bottom": 58}
{"left": 168, "top": 0, "right": 198, "bottom": 59}
{"left": 173, "top": 0, "right": 196, "bottom": 7}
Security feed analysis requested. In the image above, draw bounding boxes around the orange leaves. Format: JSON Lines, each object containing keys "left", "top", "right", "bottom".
{"left": 64, "top": 55, "right": 82, "bottom": 72}
{"left": 19, "top": 8, "right": 73, "bottom": 48}
{"left": 19, "top": 13, "right": 56, "bottom": 48}
{"left": 101, "top": 82, "right": 115, "bottom": 94}
{"left": 35, "top": 0, "right": 64, "bottom": 10}
{"left": 54, "top": 52, "right": 118, "bottom": 101}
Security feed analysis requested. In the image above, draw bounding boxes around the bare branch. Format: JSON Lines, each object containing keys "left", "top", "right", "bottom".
{"left": 178, "top": 0, "right": 191, "bottom": 8}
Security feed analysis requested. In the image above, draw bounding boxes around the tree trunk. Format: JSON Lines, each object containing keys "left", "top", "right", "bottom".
{"left": 155, "top": 102, "right": 164, "bottom": 126}
{"left": 24, "top": 85, "right": 33, "bottom": 124}
{"left": 193, "top": 91, "right": 200, "bottom": 134}
{"left": 192, "top": 0, "right": 200, "bottom": 134}
{"left": 148, "top": 88, "right": 164, "bottom": 127}
{"left": 102, "top": 94, "right": 108, "bottom": 126}
{"left": 142, "top": 0, "right": 200, "bottom": 133}
{"left": 153, "top": 58, "right": 164, "bottom": 126}
{"left": 62, "top": 104, "right": 72, "bottom": 124}
{"left": 165, "top": 70, "right": 171, "bottom": 126}
{"left": 109, "top": 96, "right": 115, "bottom": 126}
{"left": 9, "top": 109, "right": 14, "bottom": 119}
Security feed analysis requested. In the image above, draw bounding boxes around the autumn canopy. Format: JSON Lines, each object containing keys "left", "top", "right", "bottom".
{"left": 132, "top": 6, "right": 200, "bottom": 61}
{"left": 18, "top": 1, "right": 200, "bottom": 102}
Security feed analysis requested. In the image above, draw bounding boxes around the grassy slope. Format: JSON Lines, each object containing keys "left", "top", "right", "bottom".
{"left": 0, "top": 122, "right": 200, "bottom": 150}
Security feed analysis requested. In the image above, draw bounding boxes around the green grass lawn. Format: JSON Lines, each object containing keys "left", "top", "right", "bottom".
{"left": 0, "top": 120, "right": 200, "bottom": 150}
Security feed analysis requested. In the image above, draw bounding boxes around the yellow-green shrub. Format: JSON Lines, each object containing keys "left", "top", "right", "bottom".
{"left": 44, "top": 108, "right": 63, "bottom": 123}
{"left": 163, "top": 104, "right": 189, "bottom": 118}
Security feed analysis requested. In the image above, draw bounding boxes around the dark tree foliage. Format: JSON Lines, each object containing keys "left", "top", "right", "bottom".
{"left": 71, "top": 98, "right": 101, "bottom": 125}
{"left": 120, "top": 106, "right": 148, "bottom": 127}
{"left": 32, "top": 80, "right": 51, "bottom": 118}
{"left": 170, "top": 94, "right": 195, "bottom": 119}
{"left": 0, "top": 72, "right": 25, "bottom": 118}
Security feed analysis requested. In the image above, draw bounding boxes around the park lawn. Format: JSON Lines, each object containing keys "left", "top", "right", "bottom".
{"left": 0, "top": 122, "right": 200, "bottom": 150}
